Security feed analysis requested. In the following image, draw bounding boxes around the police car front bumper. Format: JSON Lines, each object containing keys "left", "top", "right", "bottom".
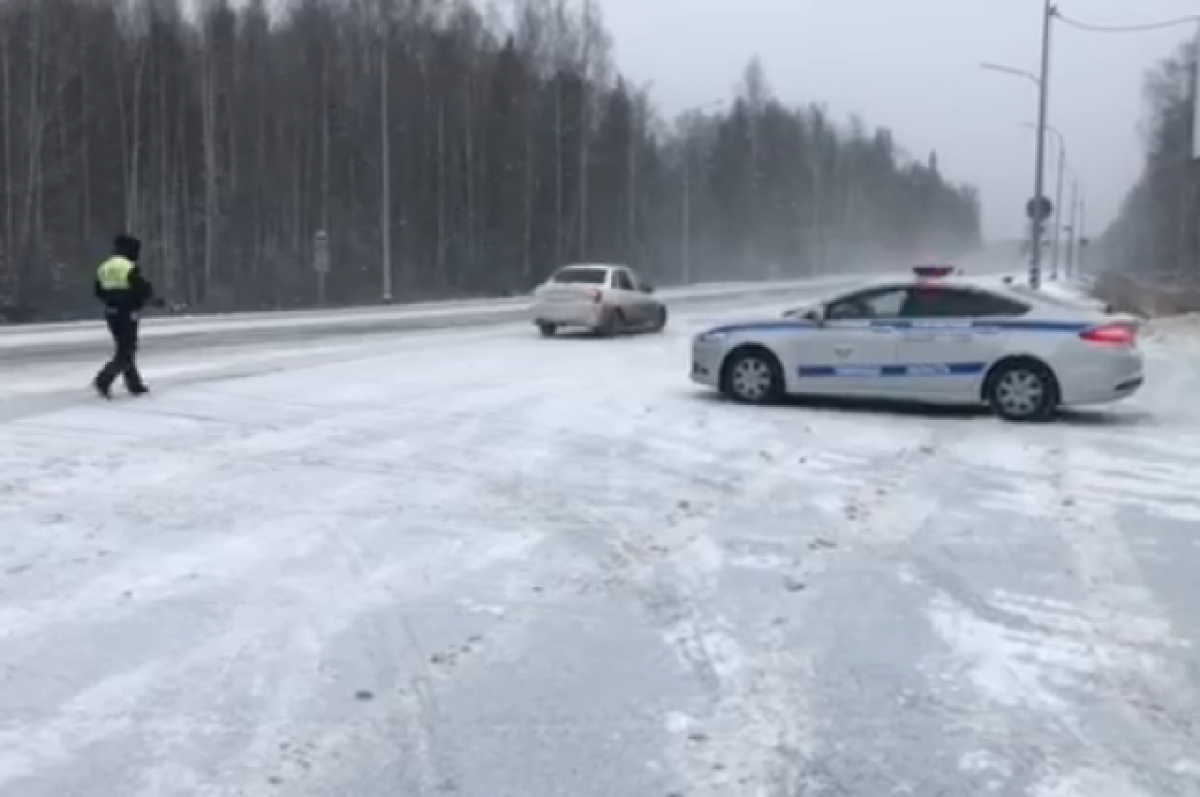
{"left": 690, "top": 337, "right": 724, "bottom": 388}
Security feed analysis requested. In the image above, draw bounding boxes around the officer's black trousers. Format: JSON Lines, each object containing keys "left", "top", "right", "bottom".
{"left": 95, "top": 312, "right": 146, "bottom": 392}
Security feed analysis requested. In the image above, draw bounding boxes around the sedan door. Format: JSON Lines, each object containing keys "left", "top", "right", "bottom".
{"left": 891, "top": 286, "right": 1028, "bottom": 399}
{"left": 781, "top": 286, "right": 909, "bottom": 396}
{"left": 609, "top": 268, "right": 644, "bottom": 324}
{"left": 623, "top": 269, "right": 657, "bottom": 324}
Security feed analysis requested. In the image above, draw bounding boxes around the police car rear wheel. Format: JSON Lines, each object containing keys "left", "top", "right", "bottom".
{"left": 722, "top": 348, "right": 784, "bottom": 404}
{"left": 988, "top": 361, "right": 1058, "bottom": 422}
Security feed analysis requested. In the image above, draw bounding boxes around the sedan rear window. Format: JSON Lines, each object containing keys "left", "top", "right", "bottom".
{"left": 551, "top": 267, "right": 608, "bottom": 285}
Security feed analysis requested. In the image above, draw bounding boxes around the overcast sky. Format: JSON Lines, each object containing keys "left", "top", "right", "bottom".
{"left": 595, "top": 0, "right": 1198, "bottom": 241}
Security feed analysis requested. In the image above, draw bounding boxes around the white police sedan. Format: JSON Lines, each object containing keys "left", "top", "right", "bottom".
{"left": 690, "top": 275, "right": 1144, "bottom": 421}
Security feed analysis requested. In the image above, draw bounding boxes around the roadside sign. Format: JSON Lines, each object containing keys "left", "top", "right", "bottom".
{"left": 1025, "top": 196, "right": 1053, "bottom": 221}
{"left": 313, "top": 230, "right": 329, "bottom": 274}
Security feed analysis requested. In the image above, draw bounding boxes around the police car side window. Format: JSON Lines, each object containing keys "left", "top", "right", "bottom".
{"left": 904, "top": 288, "right": 1028, "bottom": 318}
{"left": 613, "top": 270, "right": 634, "bottom": 290}
{"left": 827, "top": 287, "right": 909, "bottom": 320}
{"left": 969, "top": 292, "right": 1030, "bottom": 317}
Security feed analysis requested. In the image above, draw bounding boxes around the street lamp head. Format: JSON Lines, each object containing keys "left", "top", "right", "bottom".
{"left": 980, "top": 61, "right": 1042, "bottom": 87}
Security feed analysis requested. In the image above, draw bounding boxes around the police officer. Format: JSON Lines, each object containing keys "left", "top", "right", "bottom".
{"left": 93, "top": 233, "right": 156, "bottom": 398}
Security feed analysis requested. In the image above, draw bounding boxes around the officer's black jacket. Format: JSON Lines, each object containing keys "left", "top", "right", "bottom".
{"left": 95, "top": 265, "right": 155, "bottom": 315}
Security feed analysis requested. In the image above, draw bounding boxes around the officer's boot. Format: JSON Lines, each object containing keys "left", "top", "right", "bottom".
{"left": 92, "top": 373, "right": 113, "bottom": 400}
{"left": 124, "top": 365, "right": 148, "bottom": 395}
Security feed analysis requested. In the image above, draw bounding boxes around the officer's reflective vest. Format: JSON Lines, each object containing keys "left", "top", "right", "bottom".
{"left": 97, "top": 256, "right": 134, "bottom": 290}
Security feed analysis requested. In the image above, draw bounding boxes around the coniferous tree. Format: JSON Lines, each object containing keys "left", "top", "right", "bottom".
{"left": 0, "top": 0, "right": 982, "bottom": 322}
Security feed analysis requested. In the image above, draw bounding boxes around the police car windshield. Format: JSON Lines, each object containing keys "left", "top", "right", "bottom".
{"left": 551, "top": 267, "right": 608, "bottom": 284}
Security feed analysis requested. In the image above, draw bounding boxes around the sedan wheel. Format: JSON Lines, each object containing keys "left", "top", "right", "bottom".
{"left": 988, "top": 362, "right": 1057, "bottom": 421}
{"left": 723, "top": 349, "right": 783, "bottom": 404}
{"left": 649, "top": 305, "right": 668, "bottom": 333}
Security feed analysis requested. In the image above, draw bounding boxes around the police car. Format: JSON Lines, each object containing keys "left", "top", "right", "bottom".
{"left": 690, "top": 272, "right": 1144, "bottom": 421}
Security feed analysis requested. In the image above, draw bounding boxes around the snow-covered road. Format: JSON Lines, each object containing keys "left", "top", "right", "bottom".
{"left": 2, "top": 299, "right": 1200, "bottom": 796}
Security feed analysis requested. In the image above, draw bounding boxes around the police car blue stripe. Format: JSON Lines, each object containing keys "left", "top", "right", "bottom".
{"left": 704, "top": 319, "right": 1088, "bottom": 335}
{"left": 797, "top": 362, "right": 986, "bottom": 378}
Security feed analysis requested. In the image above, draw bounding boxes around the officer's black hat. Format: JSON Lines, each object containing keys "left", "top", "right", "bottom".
{"left": 113, "top": 233, "right": 141, "bottom": 262}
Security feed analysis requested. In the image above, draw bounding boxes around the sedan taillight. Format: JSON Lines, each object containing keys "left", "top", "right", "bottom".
{"left": 1080, "top": 324, "right": 1137, "bottom": 346}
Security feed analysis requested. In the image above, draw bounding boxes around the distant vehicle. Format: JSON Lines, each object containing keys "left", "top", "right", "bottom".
{"left": 692, "top": 276, "right": 1143, "bottom": 422}
{"left": 530, "top": 263, "right": 667, "bottom": 337}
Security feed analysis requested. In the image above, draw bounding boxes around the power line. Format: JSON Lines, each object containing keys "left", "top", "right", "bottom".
{"left": 1053, "top": 10, "right": 1200, "bottom": 35}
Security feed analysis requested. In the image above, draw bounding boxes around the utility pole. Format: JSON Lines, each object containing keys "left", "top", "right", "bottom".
{"left": 681, "top": 145, "right": 691, "bottom": 285}
{"left": 1029, "top": 0, "right": 1055, "bottom": 289}
{"left": 1064, "top": 179, "right": 1078, "bottom": 279}
{"left": 677, "top": 99, "right": 723, "bottom": 285}
{"left": 1078, "top": 196, "right": 1088, "bottom": 274}
{"left": 1022, "top": 122, "right": 1067, "bottom": 281}
{"left": 380, "top": 17, "right": 393, "bottom": 303}
{"left": 1051, "top": 129, "right": 1065, "bottom": 280}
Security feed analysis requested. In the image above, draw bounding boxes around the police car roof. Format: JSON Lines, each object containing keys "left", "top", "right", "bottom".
{"left": 852, "top": 274, "right": 989, "bottom": 291}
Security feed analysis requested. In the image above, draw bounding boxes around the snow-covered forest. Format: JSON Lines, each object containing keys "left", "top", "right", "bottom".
{"left": 0, "top": 0, "right": 982, "bottom": 320}
{"left": 1099, "top": 35, "right": 1199, "bottom": 306}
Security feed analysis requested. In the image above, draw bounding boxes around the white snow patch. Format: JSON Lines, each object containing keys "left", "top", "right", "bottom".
{"left": 928, "top": 595, "right": 1095, "bottom": 712}
{"left": 1031, "top": 768, "right": 1152, "bottom": 797}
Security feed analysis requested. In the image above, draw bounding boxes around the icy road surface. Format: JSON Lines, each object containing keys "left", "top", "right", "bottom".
{"left": 2, "top": 304, "right": 1200, "bottom": 796}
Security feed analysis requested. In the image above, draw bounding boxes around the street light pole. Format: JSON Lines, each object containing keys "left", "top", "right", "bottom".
{"left": 380, "top": 15, "right": 393, "bottom": 303}
{"left": 679, "top": 99, "right": 724, "bottom": 285}
{"left": 1052, "top": 134, "right": 1064, "bottom": 280}
{"left": 1022, "top": 122, "right": 1066, "bottom": 280}
{"left": 1066, "top": 178, "right": 1079, "bottom": 278}
{"left": 1030, "top": 0, "right": 1055, "bottom": 289}
{"left": 681, "top": 153, "right": 691, "bottom": 285}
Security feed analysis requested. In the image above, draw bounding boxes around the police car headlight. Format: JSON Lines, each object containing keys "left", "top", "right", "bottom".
{"left": 696, "top": 330, "right": 729, "bottom": 343}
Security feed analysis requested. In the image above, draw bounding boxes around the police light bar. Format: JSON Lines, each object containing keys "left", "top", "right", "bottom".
{"left": 912, "top": 265, "right": 955, "bottom": 278}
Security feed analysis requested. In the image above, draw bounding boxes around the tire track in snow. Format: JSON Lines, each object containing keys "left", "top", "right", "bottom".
{"left": 914, "top": 391, "right": 1200, "bottom": 796}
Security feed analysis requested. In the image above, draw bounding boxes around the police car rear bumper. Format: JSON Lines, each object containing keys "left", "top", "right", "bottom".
{"left": 1058, "top": 348, "right": 1145, "bottom": 406}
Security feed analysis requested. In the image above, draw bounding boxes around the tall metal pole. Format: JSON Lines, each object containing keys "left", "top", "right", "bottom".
{"left": 1051, "top": 136, "right": 1065, "bottom": 279}
{"left": 1029, "top": 0, "right": 1054, "bottom": 289}
{"left": 1022, "top": 122, "right": 1066, "bottom": 280}
{"left": 1064, "top": 179, "right": 1078, "bottom": 279}
{"left": 677, "top": 99, "right": 724, "bottom": 285}
{"left": 380, "top": 21, "right": 393, "bottom": 303}
{"left": 681, "top": 153, "right": 691, "bottom": 285}
{"left": 1078, "top": 196, "right": 1087, "bottom": 275}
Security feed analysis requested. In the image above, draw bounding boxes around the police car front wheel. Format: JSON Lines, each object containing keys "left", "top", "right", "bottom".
{"left": 986, "top": 360, "right": 1059, "bottom": 422}
{"left": 722, "top": 347, "right": 784, "bottom": 404}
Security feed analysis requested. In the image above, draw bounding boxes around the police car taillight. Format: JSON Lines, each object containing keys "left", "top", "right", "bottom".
{"left": 1080, "top": 324, "right": 1136, "bottom": 346}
